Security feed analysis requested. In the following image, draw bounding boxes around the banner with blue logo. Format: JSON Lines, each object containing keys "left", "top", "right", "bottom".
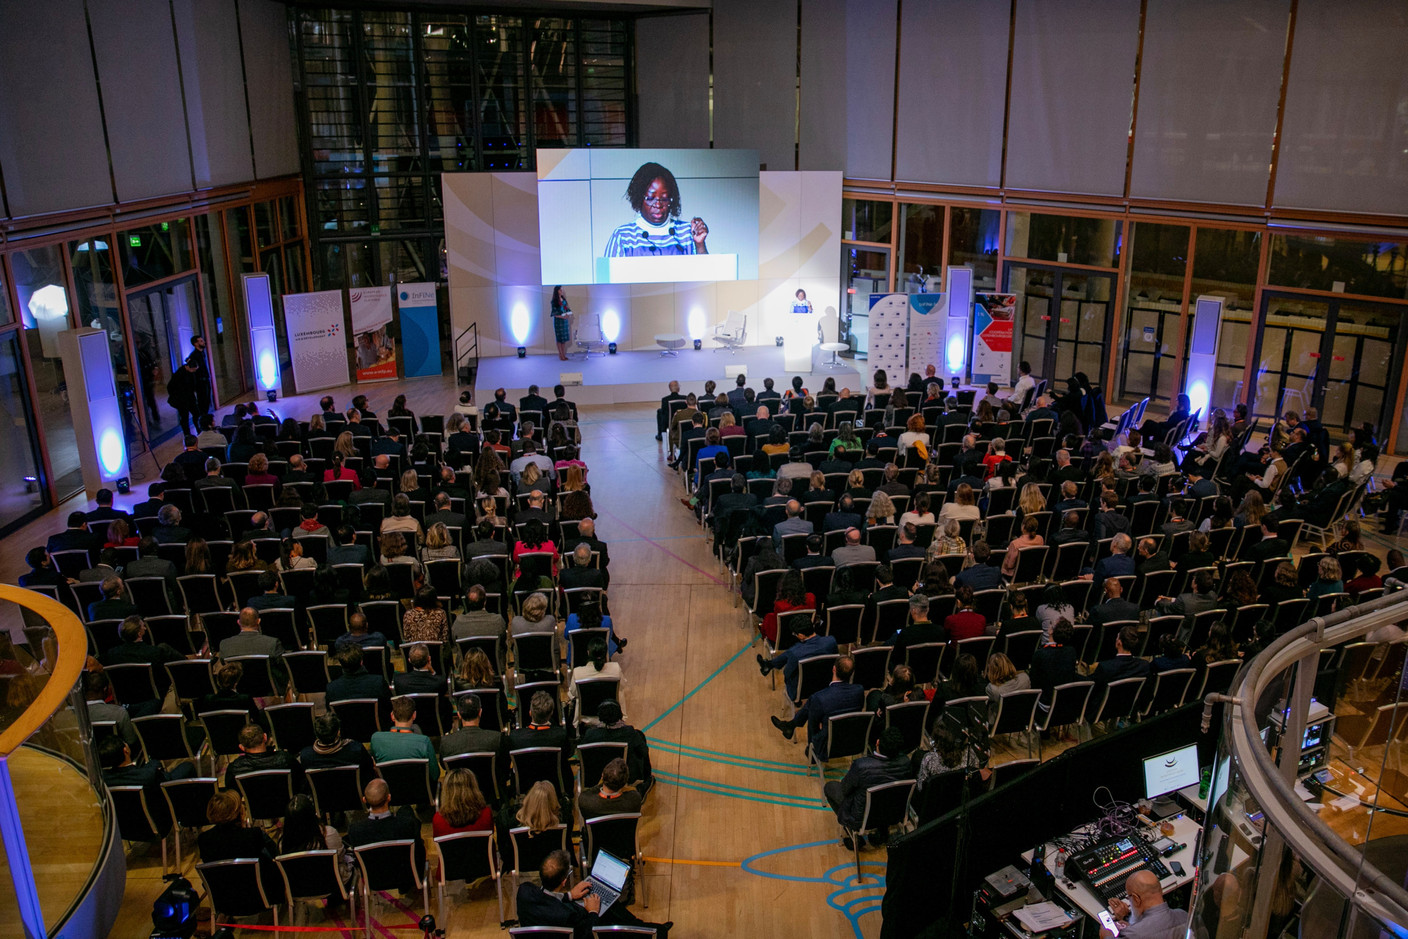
{"left": 397, "top": 283, "right": 442, "bottom": 378}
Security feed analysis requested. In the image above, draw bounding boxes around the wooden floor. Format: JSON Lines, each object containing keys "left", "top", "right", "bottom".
{"left": 0, "top": 372, "right": 1401, "bottom": 938}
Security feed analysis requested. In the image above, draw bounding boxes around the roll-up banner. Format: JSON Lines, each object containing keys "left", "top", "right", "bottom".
{"left": 972, "top": 292, "right": 1016, "bottom": 386}
{"left": 284, "top": 290, "right": 350, "bottom": 393}
{"left": 397, "top": 283, "right": 442, "bottom": 378}
{"left": 349, "top": 286, "right": 397, "bottom": 382}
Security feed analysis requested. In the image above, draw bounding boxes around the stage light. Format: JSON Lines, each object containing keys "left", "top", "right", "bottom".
{"left": 116, "top": 476, "right": 130, "bottom": 495}
{"left": 608, "top": 342, "right": 617, "bottom": 354}
{"left": 99, "top": 429, "right": 125, "bottom": 476}
{"left": 775, "top": 336, "right": 784, "bottom": 347}
{"left": 601, "top": 310, "right": 621, "bottom": 343}
{"left": 150, "top": 874, "right": 199, "bottom": 938}
{"left": 516, "top": 346, "right": 527, "bottom": 358}
{"left": 693, "top": 339, "right": 702, "bottom": 351}
{"left": 511, "top": 303, "right": 531, "bottom": 344}
{"left": 244, "top": 274, "right": 281, "bottom": 398}
{"left": 946, "top": 333, "right": 966, "bottom": 373}
{"left": 258, "top": 351, "right": 278, "bottom": 390}
{"left": 687, "top": 307, "right": 706, "bottom": 340}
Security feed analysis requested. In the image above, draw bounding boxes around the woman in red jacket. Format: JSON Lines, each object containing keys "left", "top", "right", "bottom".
{"left": 760, "top": 568, "right": 817, "bottom": 644}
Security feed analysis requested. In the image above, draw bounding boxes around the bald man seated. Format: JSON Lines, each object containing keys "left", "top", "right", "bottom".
{"left": 1100, "top": 869, "right": 1188, "bottom": 938}
{"left": 343, "top": 778, "right": 427, "bottom": 881}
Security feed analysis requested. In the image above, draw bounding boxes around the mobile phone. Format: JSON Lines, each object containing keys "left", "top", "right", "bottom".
{"left": 1097, "top": 910, "right": 1120, "bottom": 934}
{"left": 1170, "top": 860, "right": 1185, "bottom": 876}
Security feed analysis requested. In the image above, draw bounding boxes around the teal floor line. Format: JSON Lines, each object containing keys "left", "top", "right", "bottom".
{"left": 648, "top": 739, "right": 846, "bottom": 778}
{"left": 660, "top": 769, "right": 828, "bottom": 804}
{"left": 641, "top": 639, "right": 754, "bottom": 733}
{"left": 654, "top": 772, "right": 832, "bottom": 811}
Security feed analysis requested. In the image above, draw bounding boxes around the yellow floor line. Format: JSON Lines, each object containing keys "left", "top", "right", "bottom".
{"left": 644, "top": 856, "right": 742, "bottom": 867}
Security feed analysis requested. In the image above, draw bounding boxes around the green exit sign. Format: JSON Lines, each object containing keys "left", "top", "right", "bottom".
{"left": 160, "top": 221, "right": 169, "bottom": 231}
{"left": 128, "top": 235, "right": 141, "bottom": 247}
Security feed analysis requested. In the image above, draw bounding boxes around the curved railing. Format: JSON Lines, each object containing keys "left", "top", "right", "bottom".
{"left": 1193, "top": 590, "right": 1408, "bottom": 937}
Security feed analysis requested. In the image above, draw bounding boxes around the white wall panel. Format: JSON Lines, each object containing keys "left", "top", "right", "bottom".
{"left": 489, "top": 173, "right": 542, "bottom": 287}
{"left": 0, "top": 0, "right": 112, "bottom": 215}
{"left": 1129, "top": 0, "right": 1285, "bottom": 206}
{"left": 629, "top": 283, "right": 674, "bottom": 351}
{"left": 173, "top": 0, "right": 255, "bottom": 188}
{"left": 90, "top": 1, "right": 194, "bottom": 202}
{"left": 1006, "top": 0, "right": 1140, "bottom": 195}
{"left": 1274, "top": 0, "right": 1408, "bottom": 216}
{"left": 798, "top": 171, "right": 843, "bottom": 280}
{"left": 713, "top": 0, "right": 796, "bottom": 171}
{"left": 894, "top": 0, "right": 1009, "bottom": 187}
{"left": 636, "top": 13, "right": 711, "bottom": 149}
{"left": 441, "top": 174, "right": 498, "bottom": 289}
{"left": 239, "top": 0, "right": 300, "bottom": 178}
{"left": 759, "top": 173, "right": 803, "bottom": 281}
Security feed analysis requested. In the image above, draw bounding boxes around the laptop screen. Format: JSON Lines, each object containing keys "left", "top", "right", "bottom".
{"left": 592, "top": 850, "right": 631, "bottom": 890}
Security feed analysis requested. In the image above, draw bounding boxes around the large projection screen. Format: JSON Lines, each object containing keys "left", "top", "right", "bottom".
{"left": 537, "top": 148, "right": 760, "bottom": 286}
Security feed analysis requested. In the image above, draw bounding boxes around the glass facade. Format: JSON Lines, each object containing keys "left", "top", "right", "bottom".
{"left": 293, "top": 7, "right": 632, "bottom": 288}
{"left": 1116, "top": 222, "right": 1191, "bottom": 406}
{"left": 898, "top": 203, "right": 943, "bottom": 293}
{"left": 12, "top": 245, "right": 81, "bottom": 502}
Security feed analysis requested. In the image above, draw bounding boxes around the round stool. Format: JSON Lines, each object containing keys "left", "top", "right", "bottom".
{"left": 820, "top": 341, "right": 849, "bottom": 368}
{"left": 655, "top": 333, "right": 687, "bottom": 357}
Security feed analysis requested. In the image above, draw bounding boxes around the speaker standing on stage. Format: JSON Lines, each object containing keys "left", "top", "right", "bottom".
{"left": 550, "top": 285, "right": 572, "bottom": 361}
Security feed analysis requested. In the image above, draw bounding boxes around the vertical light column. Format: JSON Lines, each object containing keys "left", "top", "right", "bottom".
{"left": 1186, "top": 295, "right": 1223, "bottom": 418}
{"left": 57, "top": 328, "right": 129, "bottom": 499}
{"left": 243, "top": 274, "right": 281, "bottom": 399}
{"left": 944, "top": 266, "right": 975, "bottom": 383}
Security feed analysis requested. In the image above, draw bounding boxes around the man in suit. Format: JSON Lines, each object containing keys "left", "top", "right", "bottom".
{"left": 1026, "top": 394, "right": 1058, "bottom": 427}
{"left": 83, "top": 670, "right": 139, "bottom": 750}
{"left": 1091, "top": 625, "right": 1151, "bottom": 696}
{"left": 578, "top": 756, "right": 643, "bottom": 821}
{"left": 392, "top": 643, "right": 449, "bottom": 697}
{"left": 824, "top": 727, "right": 913, "bottom": 848}
{"left": 656, "top": 381, "right": 686, "bottom": 441}
{"left": 246, "top": 570, "right": 296, "bottom": 612}
{"left": 865, "top": 565, "right": 912, "bottom": 643}
{"left": 710, "top": 474, "right": 759, "bottom": 543}
{"left": 792, "top": 534, "right": 829, "bottom": 572}
{"left": 326, "top": 642, "right": 391, "bottom": 706}
{"left": 222, "top": 722, "right": 304, "bottom": 791}
{"left": 173, "top": 435, "right": 210, "bottom": 481}
{"left": 79, "top": 549, "right": 121, "bottom": 585}
{"left": 371, "top": 427, "right": 406, "bottom": 462}
{"left": 221, "top": 403, "right": 249, "bottom": 428}
{"left": 1134, "top": 537, "right": 1171, "bottom": 575}
{"left": 439, "top": 693, "right": 508, "bottom": 782}
{"left": 551, "top": 384, "right": 578, "bottom": 419}
{"left": 580, "top": 700, "right": 653, "bottom": 793}
{"left": 773, "top": 500, "right": 813, "bottom": 552}
{"left": 758, "top": 617, "right": 838, "bottom": 700}
{"left": 726, "top": 373, "right": 749, "bottom": 410}
{"left": 756, "top": 377, "right": 782, "bottom": 404}
{"left": 1246, "top": 518, "right": 1290, "bottom": 563}
{"left": 828, "top": 388, "right": 862, "bottom": 420}
{"left": 1092, "top": 533, "right": 1136, "bottom": 596}
{"left": 345, "top": 779, "right": 426, "bottom": 884}
{"left": 824, "top": 494, "right": 864, "bottom": 533}
{"left": 89, "top": 576, "right": 139, "bottom": 622}
{"left": 507, "top": 690, "right": 573, "bottom": 783}
{"left": 890, "top": 593, "right": 945, "bottom": 656}
{"left": 1093, "top": 491, "right": 1132, "bottom": 542}
{"left": 299, "top": 712, "right": 378, "bottom": 779}
{"left": 1030, "top": 620, "right": 1081, "bottom": 707}
{"left": 519, "top": 384, "right": 550, "bottom": 417}
{"left": 218, "top": 607, "right": 288, "bottom": 694}
{"left": 97, "top": 736, "right": 196, "bottom": 829}
{"left": 370, "top": 696, "right": 440, "bottom": 786}
{"left": 192, "top": 457, "right": 235, "bottom": 501}
{"left": 344, "top": 408, "right": 374, "bottom": 439}
{"left": 85, "top": 488, "right": 130, "bottom": 527}
{"left": 124, "top": 536, "right": 179, "bottom": 602}
{"left": 1185, "top": 465, "right": 1219, "bottom": 502}
{"left": 1156, "top": 569, "right": 1219, "bottom": 643}
{"left": 887, "top": 523, "right": 926, "bottom": 562}
{"left": 563, "top": 517, "right": 611, "bottom": 574}
{"left": 762, "top": 476, "right": 794, "bottom": 509}
{"left": 282, "top": 454, "right": 314, "bottom": 487}
{"left": 335, "top": 611, "right": 388, "bottom": 650}
{"left": 1088, "top": 578, "right": 1140, "bottom": 630}
{"left": 97, "top": 615, "right": 185, "bottom": 714}
{"left": 831, "top": 528, "right": 877, "bottom": 569}
{"left": 769, "top": 654, "right": 864, "bottom": 761}
{"left": 516, "top": 849, "right": 673, "bottom": 938}
{"left": 423, "top": 492, "right": 467, "bottom": 533}
{"left": 1052, "top": 450, "right": 1085, "bottom": 486}
{"left": 560, "top": 543, "right": 608, "bottom": 611}
{"left": 744, "top": 405, "right": 777, "bottom": 446}
{"left": 1050, "top": 511, "right": 1093, "bottom": 551}
{"left": 327, "top": 526, "right": 372, "bottom": 568}
{"left": 955, "top": 542, "right": 1004, "bottom": 591}
{"left": 452, "top": 585, "right": 508, "bottom": 655}
{"left": 131, "top": 484, "right": 165, "bottom": 520}
{"left": 1053, "top": 480, "right": 1086, "bottom": 515}
{"left": 48, "top": 511, "right": 102, "bottom": 558}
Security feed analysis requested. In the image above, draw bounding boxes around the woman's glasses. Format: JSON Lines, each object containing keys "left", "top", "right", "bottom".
{"left": 642, "top": 193, "right": 673, "bottom": 207}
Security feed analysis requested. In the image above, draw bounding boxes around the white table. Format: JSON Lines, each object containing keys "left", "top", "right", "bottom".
{"left": 654, "top": 333, "right": 687, "bottom": 357}
{"left": 1020, "top": 813, "right": 1201, "bottom": 921}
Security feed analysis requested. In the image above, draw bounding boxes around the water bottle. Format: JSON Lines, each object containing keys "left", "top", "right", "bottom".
{"left": 1055, "top": 848, "right": 1068, "bottom": 880}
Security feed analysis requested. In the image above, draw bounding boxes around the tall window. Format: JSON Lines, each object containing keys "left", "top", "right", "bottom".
{"left": 292, "top": 7, "right": 633, "bottom": 289}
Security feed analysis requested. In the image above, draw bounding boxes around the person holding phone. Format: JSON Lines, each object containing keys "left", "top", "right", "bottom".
{"left": 1098, "top": 870, "right": 1188, "bottom": 938}
{"left": 550, "top": 285, "right": 573, "bottom": 360}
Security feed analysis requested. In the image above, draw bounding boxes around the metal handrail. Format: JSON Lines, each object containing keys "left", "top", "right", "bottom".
{"left": 455, "top": 322, "right": 479, "bottom": 387}
{"left": 1226, "top": 589, "right": 1408, "bottom": 931}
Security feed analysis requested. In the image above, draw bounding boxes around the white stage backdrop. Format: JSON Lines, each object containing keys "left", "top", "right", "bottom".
{"left": 284, "top": 290, "right": 350, "bottom": 393}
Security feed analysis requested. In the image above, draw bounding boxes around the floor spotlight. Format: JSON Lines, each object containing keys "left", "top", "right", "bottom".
{"left": 693, "top": 339, "right": 702, "bottom": 351}
{"left": 608, "top": 342, "right": 618, "bottom": 354}
{"left": 517, "top": 346, "right": 527, "bottom": 359}
{"left": 775, "top": 336, "right": 784, "bottom": 347}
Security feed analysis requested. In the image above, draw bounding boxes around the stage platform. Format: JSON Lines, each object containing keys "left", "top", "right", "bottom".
{"left": 474, "top": 345, "right": 868, "bottom": 406}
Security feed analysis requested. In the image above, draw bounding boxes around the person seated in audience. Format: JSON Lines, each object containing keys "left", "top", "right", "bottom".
{"left": 867, "top": 491, "right": 897, "bottom": 527}
{"left": 888, "top": 523, "right": 925, "bottom": 563}
{"left": 759, "top": 569, "right": 816, "bottom": 645}
{"left": 984, "top": 651, "right": 1030, "bottom": 712}
{"left": 47, "top": 510, "right": 102, "bottom": 557}
{"left": 955, "top": 541, "right": 1003, "bottom": 591}
{"left": 394, "top": 643, "right": 449, "bottom": 696}
{"left": 83, "top": 671, "right": 139, "bottom": 751}
{"left": 370, "top": 696, "right": 439, "bottom": 787}
{"left": 280, "top": 793, "right": 351, "bottom": 896}
{"left": 1150, "top": 635, "right": 1191, "bottom": 674}
{"left": 20, "top": 547, "right": 70, "bottom": 591}
{"left": 831, "top": 527, "right": 876, "bottom": 568}
{"left": 1306, "top": 555, "right": 1344, "bottom": 601}
{"left": 299, "top": 711, "right": 377, "bottom": 781}
{"left": 222, "top": 722, "right": 304, "bottom": 791}
{"left": 452, "top": 585, "right": 506, "bottom": 649}
{"left": 275, "top": 536, "right": 317, "bottom": 574}
{"left": 433, "top": 768, "right": 493, "bottom": 840}
{"left": 96, "top": 614, "right": 185, "bottom": 716}
{"left": 98, "top": 733, "right": 198, "bottom": 830}
{"left": 757, "top": 615, "right": 837, "bottom": 701}
{"left": 1049, "top": 511, "right": 1093, "bottom": 556}
{"left": 825, "top": 726, "right": 913, "bottom": 850}
{"left": 326, "top": 642, "right": 390, "bottom": 707}
{"left": 1030, "top": 619, "right": 1081, "bottom": 712}
{"left": 1155, "top": 569, "right": 1219, "bottom": 643}
{"left": 569, "top": 638, "right": 623, "bottom": 718}
{"left": 899, "top": 492, "right": 936, "bottom": 532}
{"left": 245, "top": 569, "right": 296, "bottom": 611}
{"left": 516, "top": 848, "right": 673, "bottom": 937}
{"left": 381, "top": 494, "right": 424, "bottom": 547}
{"left": 197, "top": 790, "right": 281, "bottom": 890}
{"left": 344, "top": 779, "right": 427, "bottom": 887}
{"left": 1218, "top": 569, "right": 1259, "bottom": 613}
{"left": 1087, "top": 578, "right": 1138, "bottom": 631}
{"left": 322, "top": 452, "right": 361, "bottom": 490}
{"left": 508, "top": 691, "right": 574, "bottom": 781}
{"left": 1091, "top": 533, "right": 1135, "bottom": 596}
{"left": 1174, "top": 529, "right": 1217, "bottom": 572}
{"left": 993, "top": 590, "right": 1037, "bottom": 641}
{"left": 928, "top": 519, "right": 966, "bottom": 562}
{"left": 579, "top": 756, "right": 642, "bottom": 822}
{"left": 440, "top": 692, "right": 508, "bottom": 770}
{"left": 1345, "top": 554, "right": 1383, "bottom": 597}
{"left": 1092, "top": 490, "right": 1131, "bottom": 542}
{"left": 580, "top": 699, "right": 653, "bottom": 795}
{"left": 420, "top": 522, "right": 459, "bottom": 563}
{"left": 1000, "top": 516, "right": 1044, "bottom": 580}
{"left": 824, "top": 493, "right": 864, "bottom": 533}
{"left": 916, "top": 722, "right": 985, "bottom": 793}
{"left": 1133, "top": 536, "right": 1170, "bottom": 575}
{"left": 87, "top": 575, "right": 138, "bottom": 622}
{"left": 194, "top": 661, "right": 267, "bottom": 729}
{"left": 1091, "top": 625, "right": 1151, "bottom": 695}
{"left": 402, "top": 587, "right": 449, "bottom": 644}
{"left": 331, "top": 610, "right": 384, "bottom": 650}
{"left": 101, "top": 517, "right": 138, "bottom": 549}
{"left": 890, "top": 592, "right": 944, "bottom": 653}
{"left": 940, "top": 483, "right": 980, "bottom": 523}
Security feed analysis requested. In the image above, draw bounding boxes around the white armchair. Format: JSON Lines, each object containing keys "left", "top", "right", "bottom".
{"left": 712, "top": 312, "right": 747, "bottom": 353}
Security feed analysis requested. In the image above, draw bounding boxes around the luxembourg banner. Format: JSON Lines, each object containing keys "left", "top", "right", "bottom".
{"left": 906, "top": 292, "right": 945, "bottom": 374}
{"left": 284, "top": 290, "right": 350, "bottom": 393}
{"left": 349, "top": 286, "right": 397, "bottom": 382}
{"left": 972, "top": 292, "right": 1016, "bottom": 386}
{"left": 397, "top": 283, "right": 442, "bottom": 378}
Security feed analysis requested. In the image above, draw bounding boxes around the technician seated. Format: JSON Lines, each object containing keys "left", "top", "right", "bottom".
{"left": 1099, "top": 869, "right": 1188, "bottom": 938}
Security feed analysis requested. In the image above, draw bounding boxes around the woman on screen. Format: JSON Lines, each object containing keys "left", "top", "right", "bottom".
{"left": 791, "top": 288, "right": 812, "bottom": 315}
{"left": 550, "top": 285, "right": 572, "bottom": 361}
{"left": 603, "top": 162, "right": 709, "bottom": 258}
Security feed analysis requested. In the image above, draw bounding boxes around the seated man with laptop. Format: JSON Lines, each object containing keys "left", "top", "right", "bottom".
{"left": 516, "top": 848, "right": 673, "bottom": 938}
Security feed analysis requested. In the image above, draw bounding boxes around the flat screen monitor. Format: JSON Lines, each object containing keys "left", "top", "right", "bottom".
{"left": 537, "top": 148, "right": 759, "bottom": 286}
{"left": 1143, "top": 743, "right": 1201, "bottom": 800}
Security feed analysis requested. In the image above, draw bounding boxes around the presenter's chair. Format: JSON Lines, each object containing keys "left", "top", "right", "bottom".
{"left": 712, "top": 312, "right": 747, "bottom": 353}
{"left": 818, "top": 313, "right": 848, "bottom": 369}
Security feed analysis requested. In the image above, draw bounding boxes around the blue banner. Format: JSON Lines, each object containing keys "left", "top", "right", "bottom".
{"left": 397, "top": 283, "right": 442, "bottom": 377}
